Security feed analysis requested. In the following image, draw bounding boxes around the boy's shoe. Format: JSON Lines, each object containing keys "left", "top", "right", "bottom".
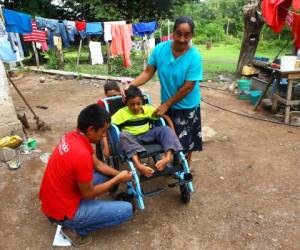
{"left": 61, "top": 227, "right": 92, "bottom": 247}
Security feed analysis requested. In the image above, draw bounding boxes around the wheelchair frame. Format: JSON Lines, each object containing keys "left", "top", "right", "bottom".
{"left": 96, "top": 94, "right": 194, "bottom": 210}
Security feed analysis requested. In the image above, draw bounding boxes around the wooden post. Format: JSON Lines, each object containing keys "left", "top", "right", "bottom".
{"left": 76, "top": 39, "right": 83, "bottom": 69}
{"left": 167, "top": 19, "right": 170, "bottom": 40}
{"left": 32, "top": 42, "right": 40, "bottom": 69}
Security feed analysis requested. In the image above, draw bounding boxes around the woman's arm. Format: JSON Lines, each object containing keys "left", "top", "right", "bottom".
{"left": 131, "top": 65, "right": 156, "bottom": 87}
{"left": 161, "top": 114, "right": 175, "bottom": 132}
{"left": 155, "top": 80, "right": 195, "bottom": 116}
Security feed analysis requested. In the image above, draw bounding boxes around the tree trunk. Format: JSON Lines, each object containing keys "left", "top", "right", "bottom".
{"left": 236, "top": 0, "right": 264, "bottom": 78}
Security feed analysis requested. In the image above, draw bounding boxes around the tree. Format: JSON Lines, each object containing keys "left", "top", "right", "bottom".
{"left": 236, "top": 0, "right": 264, "bottom": 77}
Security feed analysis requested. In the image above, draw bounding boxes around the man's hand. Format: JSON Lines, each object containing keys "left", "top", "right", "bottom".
{"left": 116, "top": 170, "right": 132, "bottom": 183}
{"left": 155, "top": 103, "right": 169, "bottom": 116}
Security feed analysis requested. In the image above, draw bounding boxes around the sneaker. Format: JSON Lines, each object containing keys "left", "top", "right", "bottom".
{"left": 61, "top": 227, "right": 92, "bottom": 247}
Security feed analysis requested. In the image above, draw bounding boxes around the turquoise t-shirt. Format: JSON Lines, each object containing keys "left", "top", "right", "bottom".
{"left": 148, "top": 40, "right": 203, "bottom": 109}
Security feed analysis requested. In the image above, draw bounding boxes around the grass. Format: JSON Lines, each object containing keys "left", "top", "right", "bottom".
{"left": 43, "top": 41, "right": 293, "bottom": 79}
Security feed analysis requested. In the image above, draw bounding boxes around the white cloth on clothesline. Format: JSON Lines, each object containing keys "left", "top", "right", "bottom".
{"left": 89, "top": 41, "right": 103, "bottom": 65}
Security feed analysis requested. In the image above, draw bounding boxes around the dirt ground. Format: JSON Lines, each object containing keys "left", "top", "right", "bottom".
{"left": 0, "top": 72, "right": 300, "bottom": 250}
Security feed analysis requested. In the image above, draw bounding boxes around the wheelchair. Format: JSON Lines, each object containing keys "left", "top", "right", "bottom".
{"left": 96, "top": 93, "right": 194, "bottom": 210}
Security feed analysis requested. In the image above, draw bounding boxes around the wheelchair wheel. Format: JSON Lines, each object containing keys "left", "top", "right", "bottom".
{"left": 116, "top": 192, "right": 136, "bottom": 212}
{"left": 180, "top": 184, "right": 190, "bottom": 204}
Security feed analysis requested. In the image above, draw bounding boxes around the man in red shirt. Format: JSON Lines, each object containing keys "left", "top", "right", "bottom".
{"left": 39, "top": 104, "right": 133, "bottom": 247}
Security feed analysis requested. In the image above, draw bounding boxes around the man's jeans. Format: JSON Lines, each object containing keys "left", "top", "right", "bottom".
{"left": 59, "top": 172, "right": 133, "bottom": 236}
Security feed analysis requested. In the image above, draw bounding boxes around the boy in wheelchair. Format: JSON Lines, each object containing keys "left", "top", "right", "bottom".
{"left": 111, "top": 85, "right": 183, "bottom": 177}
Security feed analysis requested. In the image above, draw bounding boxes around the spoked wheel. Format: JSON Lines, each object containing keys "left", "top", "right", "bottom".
{"left": 115, "top": 192, "right": 136, "bottom": 211}
{"left": 180, "top": 184, "right": 191, "bottom": 204}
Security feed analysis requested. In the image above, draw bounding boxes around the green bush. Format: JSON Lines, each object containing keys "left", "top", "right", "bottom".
{"left": 45, "top": 49, "right": 60, "bottom": 70}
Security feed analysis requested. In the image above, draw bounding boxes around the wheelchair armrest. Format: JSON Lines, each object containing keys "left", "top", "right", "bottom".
{"left": 153, "top": 117, "right": 166, "bottom": 127}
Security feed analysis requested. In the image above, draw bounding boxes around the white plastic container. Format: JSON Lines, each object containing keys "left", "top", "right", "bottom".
{"left": 281, "top": 56, "right": 297, "bottom": 71}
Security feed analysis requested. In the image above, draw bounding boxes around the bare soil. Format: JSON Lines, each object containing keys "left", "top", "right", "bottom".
{"left": 0, "top": 72, "right": 299, "bottom": 250}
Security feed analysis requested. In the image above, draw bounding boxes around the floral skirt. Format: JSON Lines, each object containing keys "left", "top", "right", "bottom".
{"left": 166, "top": 106, "right": 202, "bottom": 152}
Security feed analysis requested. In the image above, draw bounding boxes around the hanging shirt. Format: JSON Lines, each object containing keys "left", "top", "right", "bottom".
{"left": 89, "top": 41, "right": 103, "bottom": 65}
{"left": 7, "top": 32, "right": 24, "bottom": 60}
{"left": 132, "top": 21, "right": 157, "bottom": 37}
{"left": 86, "top": 22, "right": 102, "bottom": 35}
{"left": 148, "top": 40, "right": 203, "bottom": 110}
{"left": 75, "top": 21, "right": 86, "bottom": 31}
{"left": 111, "top": 24, "right": 132, "bottom": 67}
{"left": 262, "top": 0, "right": 292, "bottom": 33}
{"left": 0, "top": 40, "right": 17, "bottom": 62}
{"left": 3, "top": 8, "right": 32, "bottom": 34}
{"left": 104, "top": 21, "right": 126, "bottom": 42}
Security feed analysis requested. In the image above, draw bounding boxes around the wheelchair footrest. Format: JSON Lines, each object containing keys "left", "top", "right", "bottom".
{"left": 168, "top": 173, "right": 193, "bottom": 188}
{"left": 142, "top": 187, "right": 165, "bottom": 196}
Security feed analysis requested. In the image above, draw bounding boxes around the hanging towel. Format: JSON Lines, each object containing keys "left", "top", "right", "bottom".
{"left": 89, "top": 41, "right": 103, "bottom": 65}
{"left": 262, "top": 0, "right": 292, "bottom": 33}
{"left": 3, "top": 8, "right": 32, "bottom": 34}
{"left": 0, "top": 39, "right": 17, "bottom": 62}
{"left": 23, "top": 21, "right": 47, "bottom": 43}
{"left": 291, "top": 13, "right": 300, "bottom": 49}
{"left": 111, "top": 24, "right": 132, "bottom": 67}
{"left": 7, "top": 32, "right": 24, "bottom": 60}
{"left": 23, "top": 21, "right": 48, "bottom": 52}
{"left": 132, "top": 21, "right": 157, "bottom": 37}
{"left": 86, "top": 22, "right": 102, "bottom": 35}
{"left": 104, "top": 21, "right": 126, "bottom": 41}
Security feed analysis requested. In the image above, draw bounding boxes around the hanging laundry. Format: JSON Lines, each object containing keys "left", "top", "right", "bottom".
{"left": 162, "top": 33, "right": 173, "bottom": 41}
{"left": 0, "top": 21, "right": 5, "bottom": 37}
{"left": 293, "top": 1, "right": 300, "bottom": 11}
{"left": 86, "top": 22, "right": 102, "bottom": 35}
{"left": 89, "top": 41, "right": 103, "bottom": 65}
{"left": 111, "top": 24, "right": 132, "bottom": 67}
{"left": 23, "top": 21, "right": 48, "bottom": 51}
{"left": 35, "top": 16, "right": 47, "bottom": 30}
{"left": 132, "top": 21, "right": 157, "bottom": 37}
{"left": 58, "top": 22, "right": 70, "bottom": 48}
{"left": 3, "top": 9, "right": 32, "bottom": 34}
{"left": 7, "top": 32, "right": 24, "bottom": 61}
{"left": 53, "top": 36, "right": 62, "bottom": 50}
{"left": 75, "top": 21, "right": 87, "bottom": 39}
{"left": 291, "top": 13, "right": 300, "bottom": 50}
{"left": 63, "top": 20, "right": 76, "bottom": 42}
{"left": 262, "top": 0, "right": 292, "bottom": 33}
{"left": 0, "top": 40, "right": 17, "bottom": 62}
{"left": 104, "top": 21, "right": 126, "bottom": 42}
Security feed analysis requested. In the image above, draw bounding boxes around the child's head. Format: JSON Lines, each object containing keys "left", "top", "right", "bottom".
{"left": 104, "top": 81, "right": 121, "bottom": 97}
{"left": 125, "top": 85, "right": 143, "bottom": 114}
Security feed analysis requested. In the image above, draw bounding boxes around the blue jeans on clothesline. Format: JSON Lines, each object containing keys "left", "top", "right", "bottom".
{"left": 59, "top": 172, "right": 133, "bottom": 236}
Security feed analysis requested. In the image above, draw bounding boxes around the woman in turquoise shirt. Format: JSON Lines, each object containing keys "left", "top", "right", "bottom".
{"left": 130, "top": 16, "right": 203, "bottom": 165}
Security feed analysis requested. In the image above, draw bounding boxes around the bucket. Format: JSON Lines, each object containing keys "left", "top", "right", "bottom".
{"left": 238, "top": 79, "right": 251, "bottom": 100}
{"left": 249, "top": 90, "right": 262, "bottom": 105}
{"left": 238, "top": 79, "right": 252, "bottom": 89}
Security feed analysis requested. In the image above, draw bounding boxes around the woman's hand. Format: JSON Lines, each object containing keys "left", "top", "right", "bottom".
{"left": 155, "top": 103, "right": 169, "bottom": 116}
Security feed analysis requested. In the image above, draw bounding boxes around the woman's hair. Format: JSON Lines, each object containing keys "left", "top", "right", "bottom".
{"left": 77, "top": 104, "right": 111, "bottom": 132}
{"left": 125, "top": 85, "right": 143, "bottom": 102}
{"left": 104, "top": 80, "right": 121, "bottom": 94}
{"left": 173, "top": 16, "right": 195, "bottom": 35}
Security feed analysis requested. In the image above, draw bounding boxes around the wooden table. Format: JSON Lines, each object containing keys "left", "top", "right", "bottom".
{"left": 270, "top": 68, "right": 300, "bottom": 124}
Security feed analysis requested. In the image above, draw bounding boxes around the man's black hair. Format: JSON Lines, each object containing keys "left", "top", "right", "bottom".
{"left": 77, "top": 104, "right": 111, "bottom": 132}
{"left": 125, "top": 85, "right": 143, "bottom": 102}
{"left": 104, "top": 80, "right": 121, "bottom": 94}
{"left": 173, "top": 16, "right": 195, "bottom": 35}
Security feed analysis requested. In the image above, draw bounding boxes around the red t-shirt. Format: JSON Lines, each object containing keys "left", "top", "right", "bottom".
{"left": 39, "top": 130, "right": 94, "bottom": 220}
{"left": 75, "top": 21, "right": 86, "bottom": 32}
